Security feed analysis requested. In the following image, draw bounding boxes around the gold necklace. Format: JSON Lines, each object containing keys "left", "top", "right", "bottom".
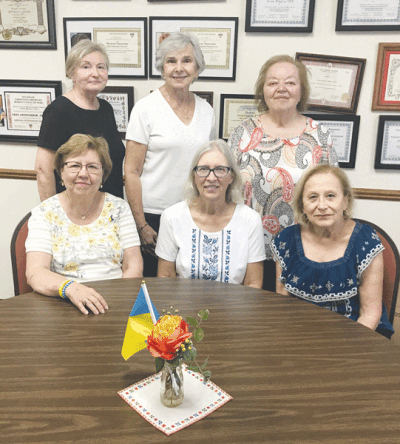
{"left": 164, "top": 88, "right": 192, "bottom": 117}
{"left": 66, "top": 192, "right": 99, "bottom": 220}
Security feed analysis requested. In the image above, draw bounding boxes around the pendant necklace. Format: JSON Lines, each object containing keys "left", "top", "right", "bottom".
{"left": 67, "top": 192, "right": 98, "bottom": 220}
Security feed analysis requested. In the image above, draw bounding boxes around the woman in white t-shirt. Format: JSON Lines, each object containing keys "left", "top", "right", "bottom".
{"left": 156, "top": 140, "right": 266, "bottom": 287}
{"left": 124, "top": 32, "right": 215, "bottom": 278}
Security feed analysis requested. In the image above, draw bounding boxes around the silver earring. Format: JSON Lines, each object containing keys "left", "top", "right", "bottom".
{"left": 100, "top": 184, "right": 103, "bottom": 189}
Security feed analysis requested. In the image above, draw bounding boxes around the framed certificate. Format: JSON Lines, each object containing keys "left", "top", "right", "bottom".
{"left": 63, "top": 17, "right": 148, "bottom": 79}
{"left": 0, "top": 0, "right": 56, "bottom": 49}
{"left": 149, "top": 17, "right": 238, "bottom": 81}
{"left": 219, "top": 94, "right": 258, "bottom": 140}
{"left": 245, "top": 0, "right": 315, "bottom": 33}
{"left": 97, "top": 86, "right": 134, "bottom": 139}
{"left": 336, "top": 0, "right": 400, "bottom": 31}
{"left": 375, "top": 115, "right": 400, "bottom": 170}
{"left": 0, "top": 80, "right": 62, "bottom": 143}
{"left": 296, "top": 53, "right": 366, "bottom": 114}
{"left": 304, "top": 113, "right": 360, "bottom": 168}
{"left": 372, "top": 43, "right": 400, "bottom": 111}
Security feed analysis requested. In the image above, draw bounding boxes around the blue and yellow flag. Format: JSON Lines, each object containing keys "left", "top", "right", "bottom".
{"left": 121, "top": 285, "right": 160, "bottom": 360}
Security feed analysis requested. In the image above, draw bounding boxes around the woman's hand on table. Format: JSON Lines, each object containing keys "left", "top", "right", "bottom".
{"left": 65, "top": 282, "right": 109, "bottom": 315}
{"left": 139, "top": 224, "right": 158, "bottom": 257}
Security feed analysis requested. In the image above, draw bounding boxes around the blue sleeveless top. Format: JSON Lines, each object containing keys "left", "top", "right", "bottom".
{"left": 272, "top": 222, "right": 394, "bottom": 338}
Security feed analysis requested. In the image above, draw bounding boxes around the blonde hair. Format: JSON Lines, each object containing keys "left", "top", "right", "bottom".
{"left": 55, "top": 134, "right": 112, "bottom": 183}
{"left": 254, "top": 54, "right": 310, "bottom": 113}
{"left": 65, "top": 40, "right": 109, "bottom": 79}
{"left": 292, "top": 165, "right": 354, "bottom": 226}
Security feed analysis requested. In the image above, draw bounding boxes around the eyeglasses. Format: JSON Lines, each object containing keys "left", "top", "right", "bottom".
{"left": 64, "top": 161, "right": 103, "bottom": 175}
{"left": 193, "top": 166, "right": 231, "bottom": 178}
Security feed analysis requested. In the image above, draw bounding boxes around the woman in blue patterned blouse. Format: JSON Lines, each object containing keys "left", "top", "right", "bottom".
{"left": 272, "top": 165, "right": 394, "bottom": 338}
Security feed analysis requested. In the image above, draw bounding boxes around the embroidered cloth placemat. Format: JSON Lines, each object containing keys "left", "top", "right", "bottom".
{"left": 118, "top": 367, "right": 232, "bottom": 435}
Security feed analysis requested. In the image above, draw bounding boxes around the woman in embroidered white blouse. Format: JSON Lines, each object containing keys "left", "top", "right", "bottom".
{"left": 26, "top": 134, "right": 143, "bottom": 315}
{"left": 156, "top": 140, "right": 266, "bottom": 288}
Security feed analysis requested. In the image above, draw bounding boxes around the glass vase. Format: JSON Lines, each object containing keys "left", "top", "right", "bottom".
{"left": 160, "top": 361, "right": 184, "bottom": 407}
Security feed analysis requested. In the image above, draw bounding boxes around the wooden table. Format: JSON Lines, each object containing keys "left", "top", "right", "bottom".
{"left": 1, "top": 278, "right": 399, "bottom": 443}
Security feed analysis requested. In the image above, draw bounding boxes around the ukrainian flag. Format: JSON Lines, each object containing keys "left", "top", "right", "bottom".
{"left": 121, "top": 286, "right": 160, "bottom": 360}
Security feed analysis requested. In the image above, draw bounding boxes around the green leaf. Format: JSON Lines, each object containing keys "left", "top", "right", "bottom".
{"left": 186, "top": 316, "right": 198, "bottom": 327}
{"left": 187, "top": 364, "right": 200, "bottom": 372}
{"left": 182, "top": 346, "right": 197, "bottom": 361}
{"left": 201, "top": 357, "right": 209, "bottom": 369}
{"left": 155, "top": 357, "right": 165, "bottom": 373}
{"left": 198, "top": 309, "right": 209, "bottom": 320}
{"left": 193, "top": 327, "right": 204, "bottom": 342}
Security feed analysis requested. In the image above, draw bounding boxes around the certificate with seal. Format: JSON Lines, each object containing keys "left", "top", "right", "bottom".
{"left": 0, "top": 80, "right": 61, "bottom": 143}
{"left": 245, "top": 0, "right": 315, "bottom": 32}
{"left": 372, "top": 43, "right": 400, "bottom": 111}
{"left": 180, "top": 27, "right": 230, "bottom": 70}
{"left": 296, "top": 53, "right": 366, "bottom": 114}
{"left": 0, "top": 0, "right": 56, "bottom": 49}
{"left": 219, "top": 94, "right": 258, "bottom": 140}
{"left": 97, "top": 86, "right": 134, "bottom": 139}
{"left": 63, "top": 18, "right": 148, "bottom": 78}
{"left": 149, "top": 17, "right": 238, "bottom": 80}
{"left": 375, "top": 116, "right": 400, "bottom": 169}
{"left": 304, "top": 113, "right": 360, "bottom": 168}
{"left": 336, "top": 0, "right": 400, "bottom": 31}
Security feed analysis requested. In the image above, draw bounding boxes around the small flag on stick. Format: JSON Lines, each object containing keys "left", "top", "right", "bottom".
{"left": 121, "top": 281, "right": 160, "bottom": 361}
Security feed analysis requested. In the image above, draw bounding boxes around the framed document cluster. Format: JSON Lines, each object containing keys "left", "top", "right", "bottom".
{"left": 0, "top": 0, "right": 56, "bottom": 49}
{"left": 0, "top": 80, "right": 62, "bottom": 143}
{"left": 149, "top": 17, "right": 238, "bottom": 81}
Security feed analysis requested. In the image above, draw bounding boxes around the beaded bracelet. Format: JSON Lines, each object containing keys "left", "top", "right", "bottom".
{"left": 59, "top": 279, "right": 74, "bottom": 299}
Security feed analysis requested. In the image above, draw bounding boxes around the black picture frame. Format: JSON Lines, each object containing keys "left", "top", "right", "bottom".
{"left": 375, "top": 115, "right": 400, "bottom": 170}
{"left": 336, "top": 0, "right": 400, "bottom": 32}
{"left": 63, "top": 17, "right": 148, "bottom": 79}
{"left": 0, "top": 79, "right": 62, "bottom": 143}
{"left": 245, "top": 0, "right": 315, "bottom": 33}
{"left": 149, "top": 17, "right": 238, "bottom": 81}
{"left": 0, "top": 0, "right": 56, "bottom": 49}
{"left": 219, "top": 94, "right": 257, "bottom": 140}
{"left": 303, "top": 113, "right": 360, "bottom": 168}
{"left": 97, "top": 86, "right": 134, "bottom": 140}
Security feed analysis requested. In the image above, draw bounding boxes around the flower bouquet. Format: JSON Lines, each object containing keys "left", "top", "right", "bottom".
{"left": 146, "top": 309, "right": 210, "bottom": 407}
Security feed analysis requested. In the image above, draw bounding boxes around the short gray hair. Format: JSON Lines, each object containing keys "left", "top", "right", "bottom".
{"left": 65, "top": 39, "right": 110, "bottom": 79}
{"left": 155, "top": 32, "right": 206, "bottom": 75}
{"left": 185, "top": 139, "right": 243, "bottom": 204}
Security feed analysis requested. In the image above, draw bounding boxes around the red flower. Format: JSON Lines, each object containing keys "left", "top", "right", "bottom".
{"left": 147, "top": 315, "right": 192, "bottom": 361}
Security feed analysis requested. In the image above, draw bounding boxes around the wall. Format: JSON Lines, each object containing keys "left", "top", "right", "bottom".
{"left": 1, "top": 0, "right": 399, "bottom": 299}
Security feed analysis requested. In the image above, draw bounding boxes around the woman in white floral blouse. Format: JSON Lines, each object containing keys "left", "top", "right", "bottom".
{"left": 26, "top": 134, "right": 142, "bottom": 315}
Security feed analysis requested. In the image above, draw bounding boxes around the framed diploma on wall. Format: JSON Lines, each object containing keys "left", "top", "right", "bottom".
{"left": 304, "top": 113, "right": 360, "bottom": 168}
{"left": 219, "top": 94, "right": 258, "bottom": 140}
{"left": 296, "top": 53, "right": 366, "bottom": 114}
{"left": 63, "top": 17, "right": 148, "bottom": 79}
{"left": 97, "top": 86, "right": 134, "bottom": 139}
{"left": 245, "top": 0, "right": 315, "bottom": 33}
{"left": 372, "top": 43, "right": 400, "bottom": 111}
{"left": 0, "top": 80, "right": 62, "bottom": 143}
{"left": 375, "top": 115, "right": 400, "bottom": 170}
{"left": 0, "top": 0, "right": 56, "bottom": 49}
{"left": 336, "top": 0, "right": 400, "bottom": 31}
{"left": 149, "top": 17, "right": 239, "bottom": 81}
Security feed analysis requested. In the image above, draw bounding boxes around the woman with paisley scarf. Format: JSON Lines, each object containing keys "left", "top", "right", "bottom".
{"left": 228, "top": 55, "right": 338, "bottom": 291}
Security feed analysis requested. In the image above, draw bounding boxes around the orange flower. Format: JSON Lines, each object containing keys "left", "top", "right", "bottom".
{"left": 147, "top": 315, "right": 192, "bottom": 361}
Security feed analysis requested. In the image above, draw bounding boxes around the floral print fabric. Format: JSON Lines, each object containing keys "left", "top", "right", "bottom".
{"left": 26, "top": 193, "right": 140, "bottom": 281}
{"left": 228, "top": 117, "right": 338, "bottom": 259}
